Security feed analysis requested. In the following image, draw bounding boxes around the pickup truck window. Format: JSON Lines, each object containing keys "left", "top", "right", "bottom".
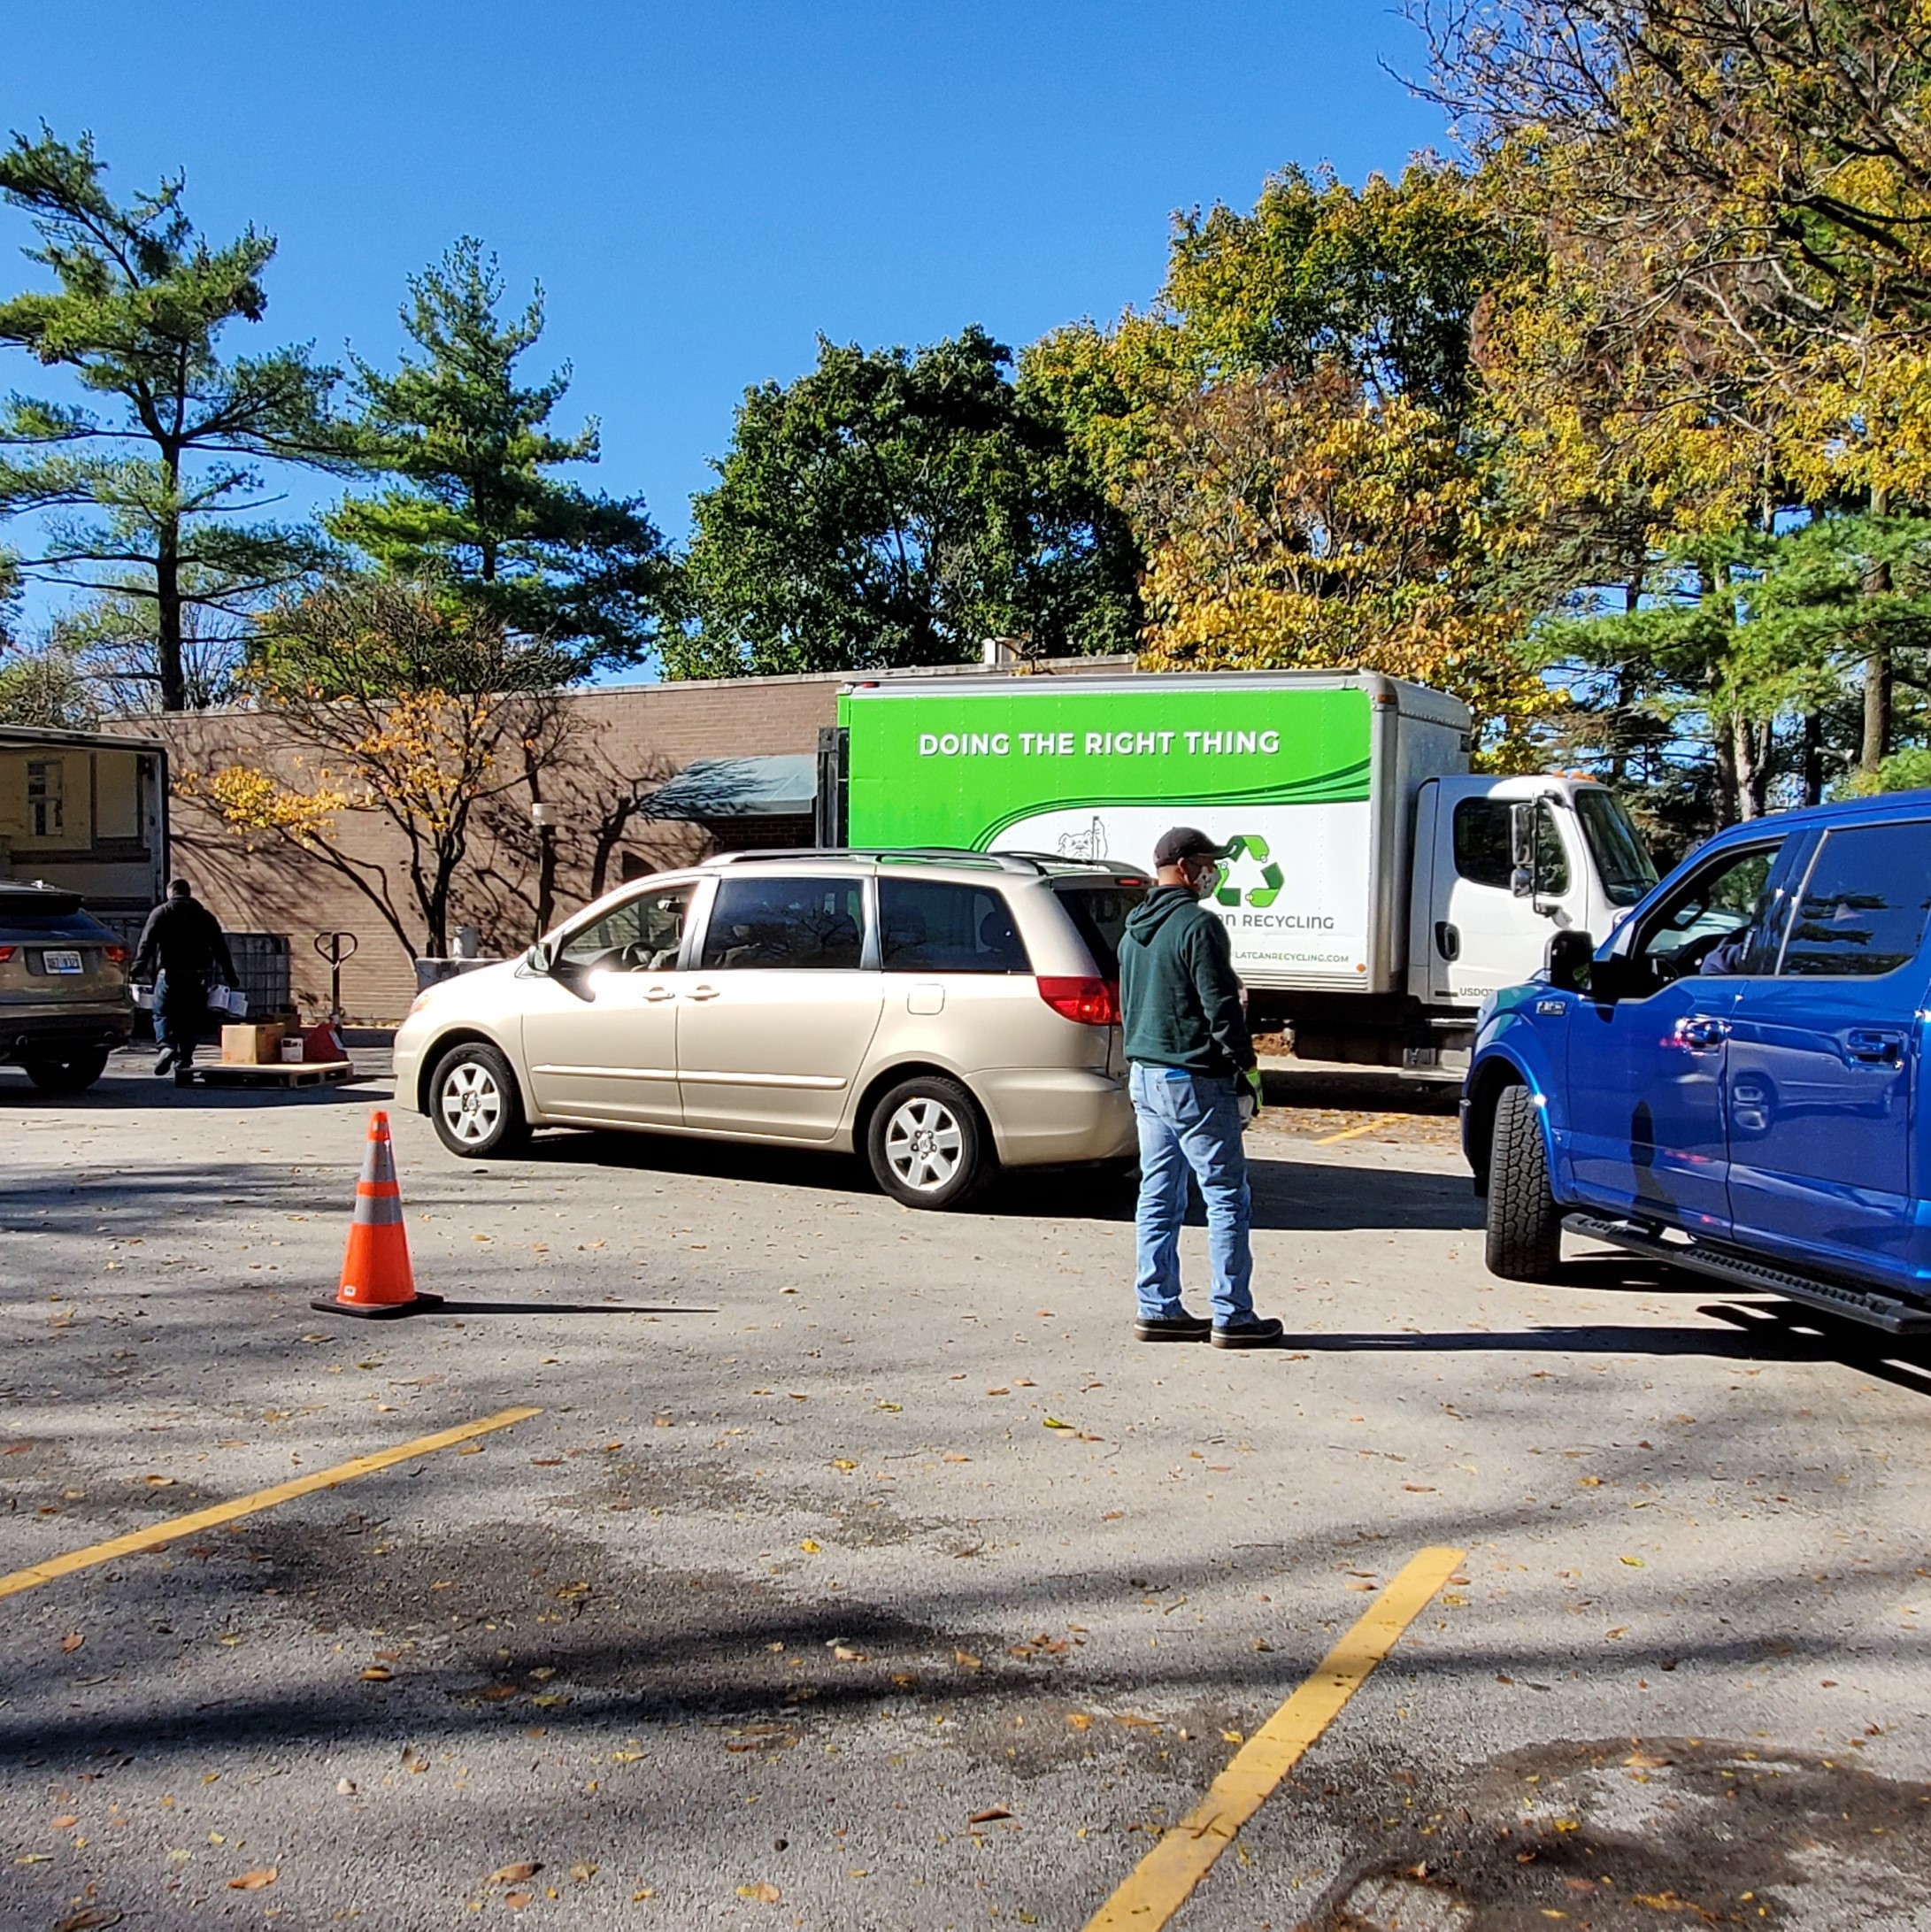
{"left": 1780, "top": 823, "right": 1931, "bottom": 978}
{"left": 1642, "top": 843, "right": 1783, "bottom": 981}
{"left": 1454, "top": 798, "right": 1569, "bottom": 894}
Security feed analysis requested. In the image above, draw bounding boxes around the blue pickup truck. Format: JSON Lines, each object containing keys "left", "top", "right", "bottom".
{"left": 1464, "top": 789, "right": 1931, "bottom": 1335}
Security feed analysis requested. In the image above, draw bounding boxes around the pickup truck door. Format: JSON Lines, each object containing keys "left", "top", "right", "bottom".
{"left": 1722, "top": 820, "right": 1931, "bottom": 1283}
{"left": 1564, "top": 836, "right": 1790, "bottom": 1234}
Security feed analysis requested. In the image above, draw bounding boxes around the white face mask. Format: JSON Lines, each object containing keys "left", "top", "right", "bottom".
{"left": 1186, "top": 859, "right": 1220, "bottom": 900}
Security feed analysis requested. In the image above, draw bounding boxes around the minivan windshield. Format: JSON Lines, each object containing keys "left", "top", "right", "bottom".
{"left": 1574, "top": 789, "right": 1658, "bottom": 907}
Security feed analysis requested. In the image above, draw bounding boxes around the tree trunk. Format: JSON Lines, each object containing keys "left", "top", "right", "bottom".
{"left": 1712, "top": 712, "right": 1740, "bottom": 827}
{"left": 1801, "top": 709, "right": 1825, "bottom": 805}
{"left": 1861, "top": 489, "right": 1892, "bottom": 778}
{"left": 156, "top": 456, "right": 186, "bottom": 712}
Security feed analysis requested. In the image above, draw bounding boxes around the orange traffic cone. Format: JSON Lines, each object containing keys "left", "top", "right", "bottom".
{"left": 312, "top": 1110, "right": 441, "bottom": 1320}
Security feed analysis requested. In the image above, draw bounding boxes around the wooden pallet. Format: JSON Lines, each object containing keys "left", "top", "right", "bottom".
{"left": 194, "top": 1058, "right": 357, "bottom": 1089}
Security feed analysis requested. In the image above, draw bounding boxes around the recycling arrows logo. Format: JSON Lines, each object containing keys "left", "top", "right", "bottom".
{"left": 1215, "top": 834, "right": 1285, "bottom": 910}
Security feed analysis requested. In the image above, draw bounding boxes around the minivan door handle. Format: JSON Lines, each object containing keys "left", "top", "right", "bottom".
{"left": 683, "top": 984, "right": 720, "bottom": 1002}
{"left": 642, "top": 985, "right": 676, "bottom": 1003}
{"left": 1846, "top": 1028, "right": 1905, "bottom": 1066}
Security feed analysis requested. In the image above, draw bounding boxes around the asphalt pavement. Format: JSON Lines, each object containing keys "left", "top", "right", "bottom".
{"left": 3, "top": 1050, "right": 1929, "bottom": 1931}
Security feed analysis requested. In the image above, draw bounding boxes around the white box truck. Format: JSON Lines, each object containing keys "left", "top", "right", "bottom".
{"left": 827, "top": 671, "right": 1658, "bottom": 1074}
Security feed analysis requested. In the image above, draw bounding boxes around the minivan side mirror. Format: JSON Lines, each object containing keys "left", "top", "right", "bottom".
{"left": 525, "top": 941, "right": 551, "bottom": 973}
{"left": 1545, "top": 928, "right": 1593, "bottom": 992}
{"left": 1509, "top": 800, "right": 1535, "bottom": 898}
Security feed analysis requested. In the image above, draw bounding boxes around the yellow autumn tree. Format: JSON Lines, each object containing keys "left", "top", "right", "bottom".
{"left": 177, "top": 577, "right": 572, "bottom": 958}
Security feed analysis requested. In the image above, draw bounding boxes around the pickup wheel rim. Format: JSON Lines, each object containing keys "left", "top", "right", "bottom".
{"left": 884, "top": 1096, "right": 965, "bottom": 1192}
{"left": 440, "top": 1060, "right": 503, "bottom": 1144}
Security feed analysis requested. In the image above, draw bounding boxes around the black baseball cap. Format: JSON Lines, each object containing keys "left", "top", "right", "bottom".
{"left": 1153, "top": 827, "right": 1228, "bottom": 868}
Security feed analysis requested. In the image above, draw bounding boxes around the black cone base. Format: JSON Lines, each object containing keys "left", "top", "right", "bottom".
{"left": 309, "top": 1291, "right": 445, "bottom": 1320}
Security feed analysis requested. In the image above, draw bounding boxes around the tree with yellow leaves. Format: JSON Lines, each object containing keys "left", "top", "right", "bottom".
{"left": 177, "top": 577, "right": 571, "bottom": 958}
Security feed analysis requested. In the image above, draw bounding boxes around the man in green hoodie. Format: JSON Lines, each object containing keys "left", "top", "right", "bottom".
{"left": 1118, "top": 827, "right": 1281, "bottom": 1348}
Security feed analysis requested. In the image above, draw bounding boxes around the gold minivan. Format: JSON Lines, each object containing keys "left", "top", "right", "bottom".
{"left": 395, "top": 851, "right": 1146, "bottom": 1207}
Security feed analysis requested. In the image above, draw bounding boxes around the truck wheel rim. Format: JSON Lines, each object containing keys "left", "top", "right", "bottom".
{"left": 441, "top": 1062, "right": 502, "bottom": 1143}
{"left": 885, "top": 1097, "right": 963, "bottom": 1190}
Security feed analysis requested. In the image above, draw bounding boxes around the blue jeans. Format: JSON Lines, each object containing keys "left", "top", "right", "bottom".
{"left": 153, "top": 969, "right": 207, "bottom": 1064}
{"left": 1129, "top": 1064, "right": 1254, "bottom": 1325}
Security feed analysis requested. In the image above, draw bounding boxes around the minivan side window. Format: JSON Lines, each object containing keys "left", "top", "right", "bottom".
{"left": 879, "top": 880, "right": 1028, "bottom": 973}
{"left": 558, "top": 885, "right": 693, "bottom": 971}
{"left": 700, "top": 876, "right": 865, "bottom": 971}
{"left": 1777, "top": 823, "right": 1931, "bottom": 978}
{"left": 1452, "top": 797, "right": 1570, "bottom": 895}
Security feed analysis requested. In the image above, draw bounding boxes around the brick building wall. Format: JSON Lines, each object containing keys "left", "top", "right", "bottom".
{"left": 149, "top": 658, "right": 1130, "bottom": 1022}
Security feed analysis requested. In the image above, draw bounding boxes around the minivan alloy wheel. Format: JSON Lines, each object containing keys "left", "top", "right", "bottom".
{"left": 440, "top": 1061, "right": 502, "bottom": 1144}
{"left": 884, "top": 1095, "right": 964, "bottom": 1191}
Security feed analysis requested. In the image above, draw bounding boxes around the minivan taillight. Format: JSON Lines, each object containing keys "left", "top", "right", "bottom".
{"left": 1036, "top": 976, "right": 1120, "bottom": 1026}
{"left": 0, "top": 945, "right": 13, "bottom": 962}
{"left": 104, "top": 943, "right": 129, "bottom": 965}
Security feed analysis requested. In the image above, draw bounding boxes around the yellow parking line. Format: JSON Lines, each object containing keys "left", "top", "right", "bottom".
{"left": 0, "top": 1405, "right": 542, "bottom": 1602}
{"left": 1310, "top": 1112, "right": 1400, "bottom": 1145}
{"left": 1082, "top": 1544, "right": 1466, "bottom": 1932}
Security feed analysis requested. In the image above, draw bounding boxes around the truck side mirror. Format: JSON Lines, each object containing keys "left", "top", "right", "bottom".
{"left": 1545, "top": 928, "right": 1593, "bottom": 992}
{"left": 1508, "top": 801, "right": 1535, "bottom": 898}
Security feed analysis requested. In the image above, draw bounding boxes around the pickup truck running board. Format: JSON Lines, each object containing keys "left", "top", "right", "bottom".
{"left": 1562, "top": 1212, "right": 1931, "bottom": 1337}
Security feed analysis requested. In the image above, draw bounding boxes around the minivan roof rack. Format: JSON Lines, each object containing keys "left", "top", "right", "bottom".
{"left": 698, "top": 846, "right": 1146, "bottom": 879}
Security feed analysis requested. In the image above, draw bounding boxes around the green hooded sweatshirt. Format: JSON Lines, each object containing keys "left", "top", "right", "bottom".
{"left": 1118, "top": 885, "right": 1255, "bottom": 1078}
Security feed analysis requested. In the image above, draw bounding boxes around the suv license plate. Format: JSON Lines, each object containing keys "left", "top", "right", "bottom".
{"left": 41, "top": 950, "right": 83, "bottom": 974}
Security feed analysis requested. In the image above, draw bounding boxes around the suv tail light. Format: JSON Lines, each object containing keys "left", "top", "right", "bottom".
{"left": 1036, "top": 976, "right": 1120, "bottom": 1026}
{"left": 0, "top": 945, "right": 13, "bottom": 962}
{"left": 104, "top": 943, "right": 129, "bottom": 965}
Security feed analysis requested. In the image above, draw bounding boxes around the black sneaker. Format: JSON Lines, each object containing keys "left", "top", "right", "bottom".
{"left": 1134, "top": 1312, "right": 1212, "bottom": 1342}
{"left": 1212, "top": 1315, "right": 1285, "bottom": 1350}
{"left": 154, "top": 1047, "right": 174, "bottom": 1075}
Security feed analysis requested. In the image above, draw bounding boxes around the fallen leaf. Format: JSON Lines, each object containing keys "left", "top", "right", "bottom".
{"left": 986, "top": 1387, "right": 1011, "bottom": 1396}
{"left": 953, "top": 1649, "right": 982, "bottom": 1669}
{"left": 60, "top": 1633, "right": 83, "bottom": 1653}
{"left": 401, "top": 1748, "right": 428, "bottom": 1773}
{"left": 1626, "top": 1751, "right": 1673, "bottom": 1769}
{"left": 1403, "top": 1483, "right": 1436, "bottom": 1493}
{"left": 568, "top": 1861, "right": 596, "bottom": 1882}
{"left": 1620, "top": 1555, "right": 1645, "bottom": 1567}
{"left": 609, "top": 1750, "right": 643, "bottom": 1762}
{"left": 51, "top": 1814, "right": 80, "bottom": 1829}
{"left": 359, "top": 1666, "right": 392, "bottom": 1682}
{"left": 336, "top": 1777, "right": 357, "bottom": 1794}
{"left": 1605, "top": 1627, "right": 1629, "bottom": 1641}
{"left": 504, "top": 1892, "right": 531, "bottom": 1910}
{"left": 143, "top": 1474, "right": 175, "bottom": 1487}
{"left": 831, "top": 1459, "right": 857, "bottom": 1472}
{"left": 489, "top": 1862, "right": 540, "bottom": 1885}
{"left": 832, "top": 1646, "right": 866, "bottom": 1662}
{"left": 1345, "top": 1580, "right": 1376, "bottom": 1592}
{"left": 2, "top": 1442, "right": 30, "bottom": 1455}
{"left": 736, "top": 1881, "right": 781, "bottom": 1903}
{"left": 54, "top": 1911, "right": 122, "bottom": 1932}
{"left": 1066, "top": 1713, "right": 1093, "bottom": 1729}
{"left": 1042, "top": 1417, "right": 1073, "bottom": 1430}
{"left": 798, "top": 1539, "right": 821, "bottom": 1554}
{"left": 227, "top": 1869, "right": 277, "bottom": 1890}
{"left": 968, "top": 1806, "right": 1012, "bottom": 1824}
{"left": 478, "top": 1684, "right": 518, "bottom": 1701}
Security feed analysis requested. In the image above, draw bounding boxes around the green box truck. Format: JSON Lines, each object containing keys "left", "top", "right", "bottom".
{"left": 829, "top": 671, "right": 1658, "bottom": 1074}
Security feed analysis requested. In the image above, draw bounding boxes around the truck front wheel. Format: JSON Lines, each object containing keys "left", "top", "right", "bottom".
{"left": 1485, "top": 1082, "right": 1563, "bottom": 1281}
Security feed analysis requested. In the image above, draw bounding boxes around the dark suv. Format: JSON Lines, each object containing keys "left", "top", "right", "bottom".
{"left": 0, "top": 882, "right": 133, "bottom": 1092}
{"left": 1464, "top": 791, "right": 1931, "bottom": 1334}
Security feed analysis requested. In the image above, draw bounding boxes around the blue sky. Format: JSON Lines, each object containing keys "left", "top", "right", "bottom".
{"left": 3, "top": 1, "right": 1447, "bottom": 626}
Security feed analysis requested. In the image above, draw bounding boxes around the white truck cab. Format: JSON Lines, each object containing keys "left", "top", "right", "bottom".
{"left": 1410, "top": 774, "right": 1657, "bottom": 1010}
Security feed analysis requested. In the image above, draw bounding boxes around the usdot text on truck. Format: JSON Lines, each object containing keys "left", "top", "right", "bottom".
{"left": 822, "top": 672, "right": 1657, "bottom": 1075}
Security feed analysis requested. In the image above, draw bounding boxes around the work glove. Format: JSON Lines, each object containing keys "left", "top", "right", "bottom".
{"left": 1238, "top": 1066, "right": 1265, "bottom": 1124}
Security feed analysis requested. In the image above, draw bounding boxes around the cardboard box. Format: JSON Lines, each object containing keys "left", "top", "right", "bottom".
{"left": 221, "top": 1024, "right": 286, "bottom": 1066}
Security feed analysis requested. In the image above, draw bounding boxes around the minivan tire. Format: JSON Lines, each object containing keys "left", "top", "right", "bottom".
{"left": 865, "top": 1074, "right": 991, "bottom": 1211}
{"left": 427, "top": 1042, "right": 529, "bottom": 1158}
{"left": 1486, "top": 1081, "right": 1563, "bottom": 1281}
{"left": 22, "top": 1049, "right": 110, "bottom": 1095}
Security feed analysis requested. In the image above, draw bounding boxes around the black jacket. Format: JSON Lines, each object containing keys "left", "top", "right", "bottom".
{"left": 133, "top": 896, "right": 236, "bottom": 989}
{"left": 1118, "top": 885, "right": 1254, "bottom": 1078}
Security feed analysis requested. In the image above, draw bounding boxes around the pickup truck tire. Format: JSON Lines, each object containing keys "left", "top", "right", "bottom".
{"left": 427, "top": 1042, "right": 530, "bottom": 1158}
{"left": 22, "top": 1049, "right": 111, "bottom": 1095}
{"left": 1485, "top": 1082, "right": 1563, "bottom": 1281}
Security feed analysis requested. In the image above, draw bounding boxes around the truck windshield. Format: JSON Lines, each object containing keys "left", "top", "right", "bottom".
{"left": 1574, "top": 790, "right": 1658, "bottom": 907}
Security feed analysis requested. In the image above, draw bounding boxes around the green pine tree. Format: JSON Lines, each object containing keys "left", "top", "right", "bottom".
{"left": 329, "top": 238, "right": 671, "bottom": 676}
{"left": 0, "top": 127, "right": 346, "bottom": 712}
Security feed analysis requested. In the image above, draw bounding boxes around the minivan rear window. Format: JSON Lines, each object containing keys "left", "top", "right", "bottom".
{"left": 880, "top": 880, "right": 1028, "bottom": 973}
{"left": 1053, "top": 883, "right": 1145, "bottom": 977}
